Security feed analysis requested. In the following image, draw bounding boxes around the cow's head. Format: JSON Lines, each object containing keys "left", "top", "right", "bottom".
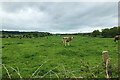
{"left": 114, "top": 35, "right": 120, "bottom": 42}
{"left": 71, "top": 36, "right": 74, "bottom": 40}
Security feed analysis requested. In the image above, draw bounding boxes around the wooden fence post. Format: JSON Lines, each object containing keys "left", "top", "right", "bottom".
{"left": 102, "top": 51, "right": 110, "bottom": 64}
{"left": 102, "top": 51, "right": 111, "bottom": 78}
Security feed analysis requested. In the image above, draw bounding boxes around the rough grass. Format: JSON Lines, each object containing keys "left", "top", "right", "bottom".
{"left": 2, "top": 35, "right": 118, "bottom": 78}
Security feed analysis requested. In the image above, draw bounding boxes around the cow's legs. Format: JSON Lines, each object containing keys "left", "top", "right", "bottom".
{"left": 65, "top": 40, "right": 66, "bottom": 46}
{"left": 63, "top": 39, "right": 65, "bottom": 43}
{"left": 67, "top": 42, "right": 69, "bottom": 46}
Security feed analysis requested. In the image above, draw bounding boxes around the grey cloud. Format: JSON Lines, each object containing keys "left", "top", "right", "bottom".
{"left": 1, "top": 2, "right": 118, "bottom": 33}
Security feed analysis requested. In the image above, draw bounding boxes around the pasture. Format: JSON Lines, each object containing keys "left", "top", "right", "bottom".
{"left": 2, "top": 35, "right": 118, "bottom": 78}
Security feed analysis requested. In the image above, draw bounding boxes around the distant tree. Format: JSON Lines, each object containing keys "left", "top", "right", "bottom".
{"left": 2, "top": 35, "right": 6, "bottom": 38}
{"left": 33, "top": 33, "right": 39, "bottom": 38}
{"left": 117, "top": 26, "right": 120, "bottom": 35}
{"left": 8, "top": 34, "right": 12, "bottom": 37}
{"left": 109, "top": 27, "right": 118, "bottom": 37}
{"left": 23, "top": 35, "right": 26, "bottom": 38}
{"left": 11, "top": 35, "right": 15, "bottom": 38}
{"left": 26, "top": 35, "right": 29, "bottom": 38}
{"left": 92, "top": 30, "right": 101, "bottom": 37}
{"left": 101, "top": 27, "right": 119, "bottom": 38}
{"left": 101, "top": 28, "right": 110, "bottom": 38}
{"left": 29, "top": 35, "right": 32, "bottom": 38}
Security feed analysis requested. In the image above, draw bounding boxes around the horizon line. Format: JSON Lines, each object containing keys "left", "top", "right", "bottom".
{"left": 1, "top": 30, "right": 93, "bottom": 34}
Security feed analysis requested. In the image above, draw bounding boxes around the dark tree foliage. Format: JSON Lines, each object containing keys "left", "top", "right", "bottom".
{"left": 91, "top": 26, "right": 120, "bottom": 38}
{"left": 101, "top": 28, "right": 110, "bottom": 38}
{"left": 8, "top": 34, "right": 12, "bottom": 37}
{"left": 1, "top": 31, "right": 52, "bottom": 38}
{"left": 1, "top": 26, "right": 120, "bottom": 38}
{"left": 101, "top": 27, "right": 119, "bottom": 38}
{"left": 117, "top": 26, "right": 120, "bottom": 34}
{"left": 2, "top": 35, "right": 6, "bottom": 38}
{"left": 92, "top": 30, "right": 101, "bottom": 37}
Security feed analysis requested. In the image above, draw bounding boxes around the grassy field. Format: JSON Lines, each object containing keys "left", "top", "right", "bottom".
{"left": 2, "top": 35, "right": 118, "bottom": 78}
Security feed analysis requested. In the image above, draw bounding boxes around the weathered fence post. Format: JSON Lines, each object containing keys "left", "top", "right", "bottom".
{"left": 102, "top": 51, "right": 110, "bottom": 64}
{"left": 102, "top": 51, "right": 111, "bottom": 78}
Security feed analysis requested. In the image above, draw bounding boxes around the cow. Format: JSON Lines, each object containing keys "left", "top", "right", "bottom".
{"left": 62, "top": 37, "right": 74, "bottom": 46}
{"left": 45, "top": 37, "right": 48, "bottom": 39}
{"left": 19, "top": 36, "right": 22, "bottom": 39}
{"left": 8, "top": 37, "right": 11, "bottom": 39}
{"left": 114, "top": 35, "right": 120, "bottom": 42}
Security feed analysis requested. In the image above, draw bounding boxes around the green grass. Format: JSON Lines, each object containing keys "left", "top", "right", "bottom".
{"left": 2, "top": 35, "right": 118, "bottom": 78}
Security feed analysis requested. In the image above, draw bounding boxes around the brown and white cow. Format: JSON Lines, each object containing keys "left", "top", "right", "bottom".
{"left": 62, "top": 37, "right": 74, "bottom": 46}
{"left": 19, "top": 36, "right": 22, "bottom": 39}
{"left": 114, "top": 35, "right": 120, "bottom": 42}
{"left": 45, "top": 37, "right": 48, "bottom": 39}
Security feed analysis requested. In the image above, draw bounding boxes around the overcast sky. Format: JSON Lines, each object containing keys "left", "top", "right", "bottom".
{"left": 0, "top": 2, "right": 118, "bottom": 34}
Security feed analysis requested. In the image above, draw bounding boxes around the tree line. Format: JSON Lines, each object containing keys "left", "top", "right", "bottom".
{"left": 55, "top": 26, "right": 120, "bottom": 38}
{"left": 91, "top": 26, "right": 120, "bottom": 38}
{"left": 1, "top": 31, "right": 52, "bottom": 38}
{"left": 1, "top": 26, "right": 119, "bottom": 38}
